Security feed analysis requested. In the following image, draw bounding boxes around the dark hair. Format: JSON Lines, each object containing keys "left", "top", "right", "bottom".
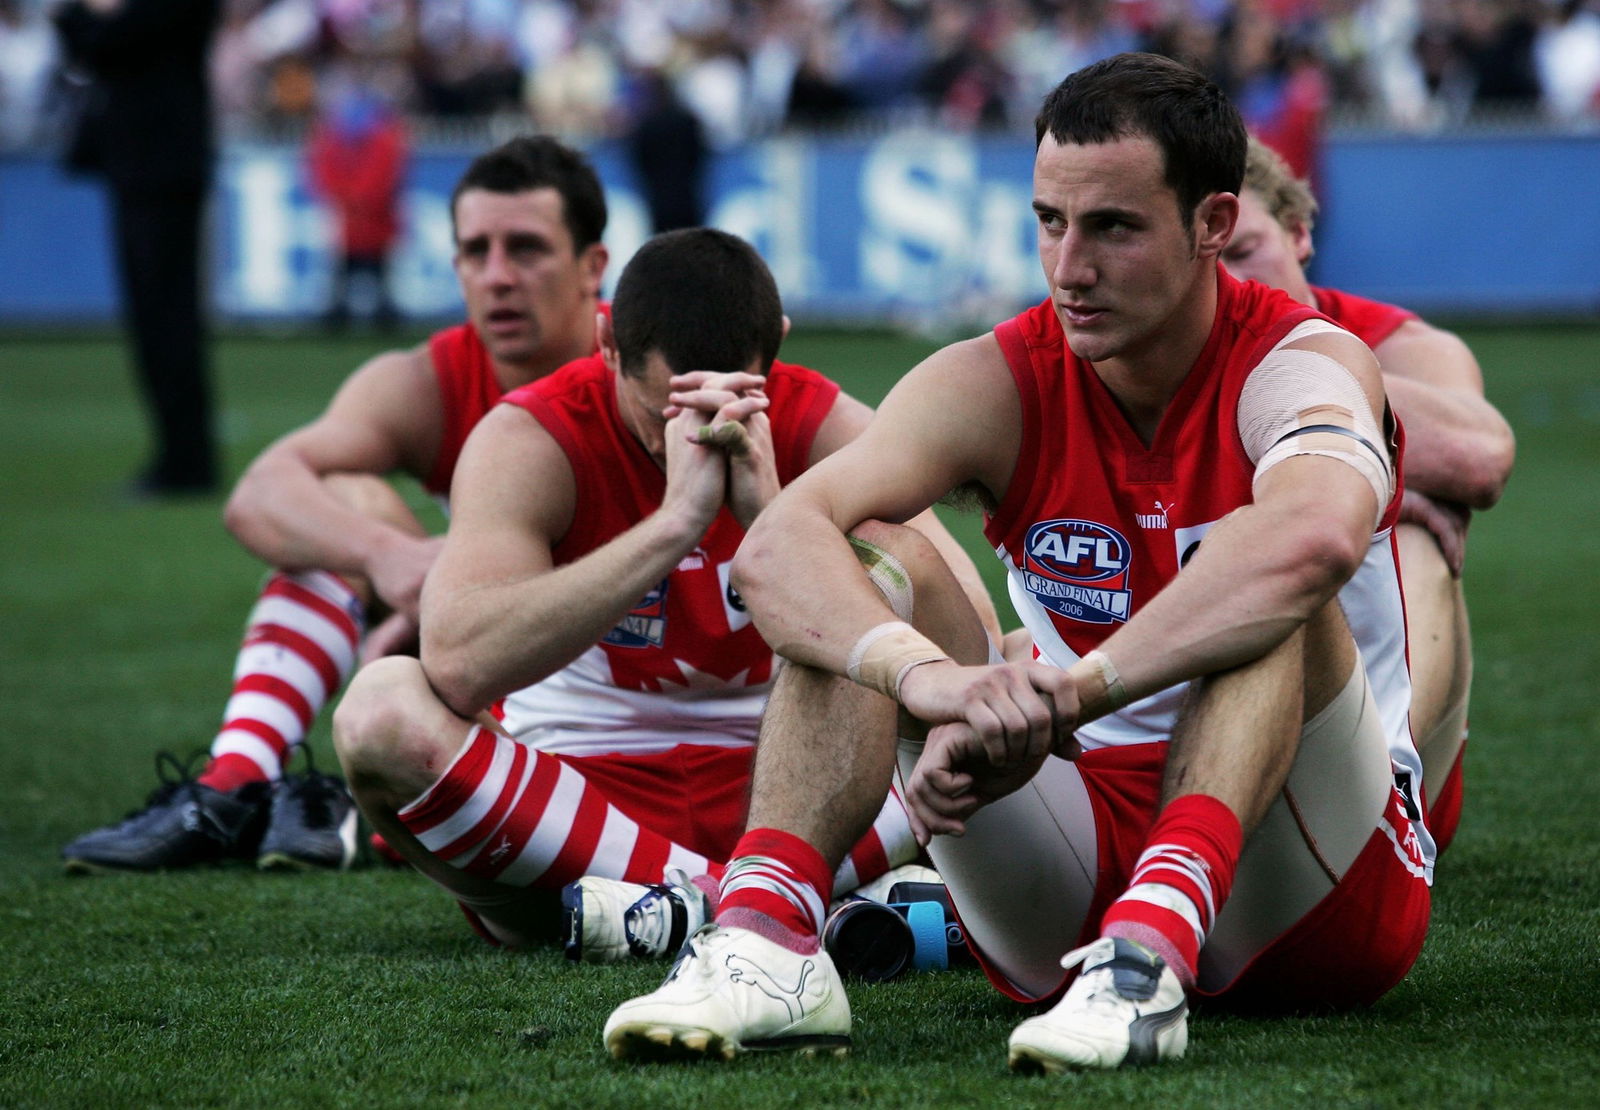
{"left": 611, "top": 229, "right": 784, "bottom": 378}
{"left": 1034, "top": 52, "right": 1246, "bottom": 228}
{"left": 450, "top": 135, "right": 607, "bottom": 251}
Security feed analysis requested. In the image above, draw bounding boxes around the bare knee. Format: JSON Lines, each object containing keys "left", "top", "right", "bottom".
{"left": 848, "top": 519, "right": 990, "bottom": 665}
{"left": 332, "top": 656, "right": 466, "bottom": 808}
{"left": 848, "top": 519, "right": 941, "bottom": 577}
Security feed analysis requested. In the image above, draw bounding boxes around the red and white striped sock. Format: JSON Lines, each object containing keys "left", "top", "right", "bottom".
{"left": 198, "top": 571, "right": 362, "bottom": 792}
{"left": 715, "top": 828, "right": 834, "bottom": 954}
{"left": 1100, "top": 793, "right": 1242, "bottom": 987}
{"left": 398, "top": 727, "right": 718, "bottom": 890}
{"left": 832, "top": 784, "right": 920, "bottom": 894}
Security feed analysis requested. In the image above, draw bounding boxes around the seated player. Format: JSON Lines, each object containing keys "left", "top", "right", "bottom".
{"left": 61, "top": 136, "right": 610, "bottom": 873}
{"left": 603, "top": 53, "right": 1433, "bottom": 1070}
{"left": 331, "top": 228, "right": 997, "bottom": 954}
{"left": 1222, "top": 137, "right": 1515, "bottom": 850}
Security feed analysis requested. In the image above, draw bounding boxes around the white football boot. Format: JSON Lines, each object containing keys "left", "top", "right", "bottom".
{"left": 1007, "top": 937, "right": 1188, "bottom": 1072}
{"left": 562, "top": 870, "right": 708, "bottom": 963}
{"left": 603, "top": 924, "right": 852, "bottom": 1061}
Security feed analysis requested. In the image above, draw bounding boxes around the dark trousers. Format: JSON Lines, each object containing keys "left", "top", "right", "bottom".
{"left": 324, "top": 250, "right": 398, "bottom": 328}
{"left": 111, "top": 183, "right": 216, "bottom": 489}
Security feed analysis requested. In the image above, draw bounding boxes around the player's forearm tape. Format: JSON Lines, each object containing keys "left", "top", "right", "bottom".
{"left": 1083, "top": 649, "right": 1130, "bottom": 710}
{"left": 846, "top": 621, "right": 950, "bottom": 701}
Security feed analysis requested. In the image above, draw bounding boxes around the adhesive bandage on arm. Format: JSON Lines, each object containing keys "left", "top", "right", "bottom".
{"left": 1064, "top": 647, "right": 1131, "bottom": 718}
{"left": 1238, "top": 338, "right": 1394, "bottom": 526}
{"left": 1083, "top": 649, "right": 1130, "bottom": 710}
{"left": 846, "top": 621, "right": 951, "bottom": 702}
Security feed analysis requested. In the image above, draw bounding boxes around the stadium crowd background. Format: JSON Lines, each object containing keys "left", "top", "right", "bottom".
{"left": 2, "top": 0, "right": 1599, "bottom": 167}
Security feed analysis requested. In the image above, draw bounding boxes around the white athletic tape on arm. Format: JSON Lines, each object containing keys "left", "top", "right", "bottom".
{"left": 1065, "top": 647, "right": 1131, "bottom": 717}
{"left": 1280, "top": 318, "right": 1351, "bottom": 344}
{"left": 1084, "top": 649, "right": 1130, "bottom": 710}
{"left": 846, "top": 620, "right": 951, "bottom": 702}
{"left": 1239, "top": 345, "right": 1394, "bottom": 525}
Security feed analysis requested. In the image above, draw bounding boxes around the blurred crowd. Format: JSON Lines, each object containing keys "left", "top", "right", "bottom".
{"left": 3, "top": 0, "right": 1600, "bottom": 158}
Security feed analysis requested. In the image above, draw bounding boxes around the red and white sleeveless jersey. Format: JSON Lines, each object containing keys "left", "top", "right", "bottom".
{"left": 421, "top": 307, "right": 611, "bottom": 498}
{"left": 1312, "top": 285, "right": 1417, "bottom": 351}
{"left": 495, "top": 354, "right": 840, "bottom": 757}
{"left": 423, "top": 323, "right": 503, "bottom": 498}
{"left": 986, "top": 269, "right": 1428, "bottom": 858}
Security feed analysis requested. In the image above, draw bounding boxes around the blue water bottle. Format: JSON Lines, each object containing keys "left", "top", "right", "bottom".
{"left": 822, "top": 881, "right": 975, "bottom": 980}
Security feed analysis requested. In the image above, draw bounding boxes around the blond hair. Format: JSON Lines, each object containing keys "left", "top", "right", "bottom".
{"left": 1244, "top": 137, "right": 1318, "bottom": 238}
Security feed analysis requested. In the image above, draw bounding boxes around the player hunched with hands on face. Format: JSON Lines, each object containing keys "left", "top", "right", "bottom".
{"left": 331, "top": 228, "right": 996, "bottom": 955}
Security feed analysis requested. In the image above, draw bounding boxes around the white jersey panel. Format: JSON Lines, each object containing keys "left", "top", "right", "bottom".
{"left": 499, "top": 644, "right": 769, "bottom": 758}
{"left": 1000, "top": 544, "right": 1186, "bottom": 749}
{"left": 1003, "top": 524, "right": 1433, "bottom": 864}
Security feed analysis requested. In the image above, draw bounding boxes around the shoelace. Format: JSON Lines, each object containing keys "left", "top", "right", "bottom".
{"left": 155, "top": 748, "right": 208, "bottom": 787}
{"left": 661, "top": 923, "right": 720, "bottom": 984}
{"left": 279, "top": 743, "right": 346, "bottom": 825}
{"left": 1061, "top": 941, "right": 1161, "bottom": 1011}
{"left": 112, "top": 750, "right": 208, "bottom": 821}
{"left": 625, "top": 869, "right": 706, "bottom": 953}
{"left": 1075, "top": 966, "right": 1143, "bottom": 1016}
{"left": 625, "top": 884, "right": 682, "bottom": 951}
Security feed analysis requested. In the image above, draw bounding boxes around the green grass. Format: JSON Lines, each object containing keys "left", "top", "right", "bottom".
{"left": 2, "top": 321, "right": 1598, "bottom": 1107}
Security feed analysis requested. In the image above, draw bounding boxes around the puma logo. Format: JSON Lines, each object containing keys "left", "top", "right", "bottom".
{"left": 1137, "top": 499, "right": 1177, "bottom": 530}
{"left": 724, "top": 954, "right": 816, "bottom": 1023}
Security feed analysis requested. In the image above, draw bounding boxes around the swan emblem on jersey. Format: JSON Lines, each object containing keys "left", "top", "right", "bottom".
{"left": 717, "top": 560, "right": 752, "bottom": 632}
{"left": 1021, "top": 518, "right": 1133, "bottom": 625}
{"left": 604, "top": 580, "right": 668, "bottom": 649}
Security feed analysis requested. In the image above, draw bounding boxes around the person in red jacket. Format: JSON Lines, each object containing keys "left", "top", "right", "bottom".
{"left": 306, "top": 83, "right": 410, "bottom": 329}
{"left": 62, "top": 136, "right": 610, "bottom": 875}
{"left": 1220, "top": 137, "right": 1515, "bottom": 852}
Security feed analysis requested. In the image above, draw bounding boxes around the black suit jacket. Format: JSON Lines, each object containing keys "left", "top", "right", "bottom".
{"left": 55, "top": 0, "right": 219, "bottom": 192}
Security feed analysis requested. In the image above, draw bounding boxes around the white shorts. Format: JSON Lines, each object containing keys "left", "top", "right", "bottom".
{"left": 896, "top": 662, "right": 1431, "bottom": 1007}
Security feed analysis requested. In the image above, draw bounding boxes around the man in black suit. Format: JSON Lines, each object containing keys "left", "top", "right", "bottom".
{"left": 56, "top": 0, "right": 221, "bottom": 496}
{"left": 626, "top": 68, "right": 707, "bottom": 234}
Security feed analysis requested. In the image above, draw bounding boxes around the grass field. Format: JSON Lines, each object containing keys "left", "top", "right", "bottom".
{"left": 2, "top": 322, "right": 1597, "bottom": 1108}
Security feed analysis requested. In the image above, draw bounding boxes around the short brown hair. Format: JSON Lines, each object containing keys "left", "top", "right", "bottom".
{"left": 1035, "top": 53, "right": 1246, "bottom": 230}
{"left": 450, "top": 135, "right": 607, "bottom": 251}
{"left": 611, "top": 228, "right": 784, "bottom": 379}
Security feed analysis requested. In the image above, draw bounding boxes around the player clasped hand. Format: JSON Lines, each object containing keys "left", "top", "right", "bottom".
{"left": 360, "top": 532, "right": 447, "bottom": 662}
{"left": 1399, "top": 489, "right": 1470, "bottom": 577}
{"left": 663, "top": 371, "right": 780, "bottom": 528}
{"left": 897, "top": 659, "right": 1083, "bottom": 842}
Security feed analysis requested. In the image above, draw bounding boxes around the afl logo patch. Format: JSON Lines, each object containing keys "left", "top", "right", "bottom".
{"left": 1021, "top": 518, "right": 1133, "bottom": 625}
{"left": 604, "top": 580, "right": 668, "bottom": 649}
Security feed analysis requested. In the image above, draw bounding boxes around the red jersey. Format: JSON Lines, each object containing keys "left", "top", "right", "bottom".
{"left": 1312, "top": 286, "right": 1417, "bottom": 350}
{"left": 989, "top": 269, "right": 1325, "bottom": 654}
{"left": 985, "top": 269, "right": 1422, "bottom": 854}
{"left": 424, "top": 323, "right": 507, "bottom": 498}
{"left": 495, "top": 355, "right": 841, "bottom": 756}
{"left": 422, "top": 310, "right": 610, "bottom": 497}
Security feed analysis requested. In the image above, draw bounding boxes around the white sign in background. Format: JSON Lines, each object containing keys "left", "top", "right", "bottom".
{"left": 217, "top": 134, "right": 1044, "bottom": 322}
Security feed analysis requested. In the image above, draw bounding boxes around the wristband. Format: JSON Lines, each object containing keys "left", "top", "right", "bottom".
{"left": 846, "top": 621, "right": 950, "bottom": 702}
